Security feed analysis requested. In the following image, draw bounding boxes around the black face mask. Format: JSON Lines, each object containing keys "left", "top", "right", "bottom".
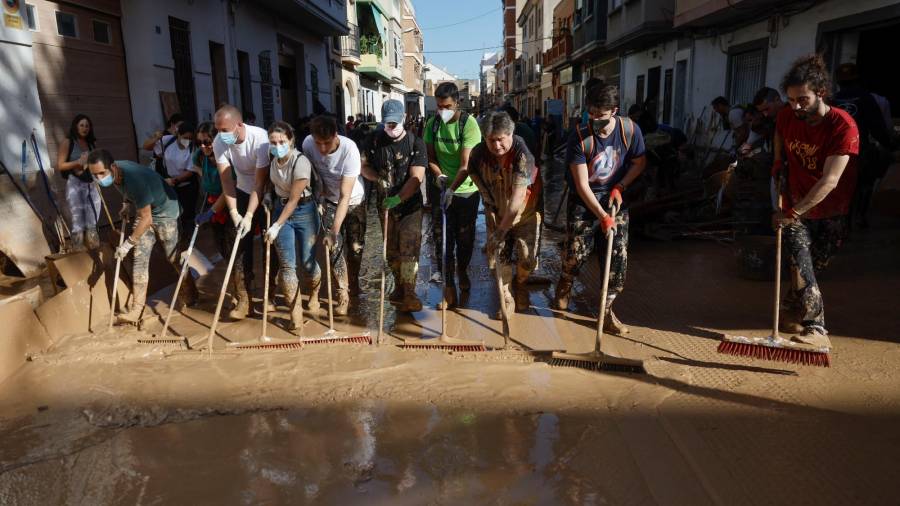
{"left": 591, "top": 118, "right": 611, "bottom": 136}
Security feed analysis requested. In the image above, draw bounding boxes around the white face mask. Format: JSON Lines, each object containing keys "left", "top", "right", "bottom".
{"left": 439, "top": 109, "right": 455, "bottom": 123}
{"left": 384, "top": 123, "right": 405, "bottom": 139}
{"left": 179, "top": 138, "right": 191, "bottom": 148}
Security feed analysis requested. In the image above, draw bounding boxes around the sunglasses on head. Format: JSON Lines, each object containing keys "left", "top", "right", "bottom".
{"left": 197, "top": 139, "right": 213, "bottom": 147}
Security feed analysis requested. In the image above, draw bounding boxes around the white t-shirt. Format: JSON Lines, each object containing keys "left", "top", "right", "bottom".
{"left": 162, "top": 140, "right": 194, "bottom": 179}
{"left": 301, "top": 134, "right": 365, "bottom": 206}
{"left": 213, "top": 124, "right": 270, "bottom": 194}
{"left": 153, "top": 134, "right": 175, "bottom": 157}
{"left": 270, "top": 150, "right": 313, "bottom": 199}
{"left": 727, "top": 107, "right": 745, "bottom": 130}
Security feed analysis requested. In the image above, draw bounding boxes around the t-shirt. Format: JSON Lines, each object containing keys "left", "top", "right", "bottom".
{"left": 193, "top": 150, "right": 220, "bottom": 195}
{"left": 162, "top": 141, "right": 194, "bottom": 180}
{"left": 776, "top": 105, "right": 860, "bottom": 219}
{"left": 269, "top": 149, "right": 313, "bottom": 199}
{"left": 366, "top": 130, "right": 427, "bottom": 216}
{"left": 212, "top": 124, "right": 270, "bottom": 194}
{"left": 468, "top": 136, "right": 539, "bottom": 223}
{"left": 727, "top": 107, "right": 745, "bottom": 130}
{"left": 115, "top": 160, "right": 180, "bottom": 220}
{"left": 423, "top": 114, "right": 482, "bottom": 194}
{"left": 832, "top": 86, "right": 892, "bottom": 150}
{"left": 565, "top": 117, "right": 646, "bottom": 196}
{"left": 301, "top": 134, "right": 365, "bottom": 206}
{"left": 152, "top": 134, "right": 175, "bottom": 157}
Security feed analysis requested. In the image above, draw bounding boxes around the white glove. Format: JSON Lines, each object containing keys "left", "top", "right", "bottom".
{"left": 115, "top": 238, "right": 134, "bottom": 260}
{"left": 229, "top": 208, "right": 242, "bottom": 228}
{"left": 238, "top": 213, "right": 253, "bottom": 239}
{"left": 265, "top": 222, "right": 282, "bottom": 243}
{"left": 436, "top": 174, "right": 449, "bottom": 190}
{"left": 322, "top": 229, "right": 338, "bottom": 250}
{"left": 441, "top": 189, "right": 454, "bottom": 210}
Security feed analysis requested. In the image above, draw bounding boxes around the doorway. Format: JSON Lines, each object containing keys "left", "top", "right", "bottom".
{"left": 168, "top": 16, "right": 197, "bottom": 124}
{"left": 646, "top": 66, "right": 661, "bottom": 120}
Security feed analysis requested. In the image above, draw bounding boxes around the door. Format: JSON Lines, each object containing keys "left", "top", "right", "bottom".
{"left": 636, "top": 75, "right": 645, "bottom": 106}
{"left": 673, "top": 59, "right": 688, "bottom": 130}
{"left": 278, "top": 52, "right": 298, "bottom": 125}
{"left": 259, "top": 51, "right": 275, "bottom": 128}
{"left": 168, "top": 17, "right": 197, "bottom": 124}
{"left": 646, "top": 66, "right": 661, "bottom": 120}
{"left": 662, "top": 68, "right": 673, "bottom": 125}
{"left": 237, "top": 50, "right": 253, "bottom": 117}
{"left": 209, "top": 42, "right": 228, "bottom": 110}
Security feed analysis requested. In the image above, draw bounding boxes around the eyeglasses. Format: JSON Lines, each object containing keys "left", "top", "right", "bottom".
{"left": 197, "top": 139, "right": 213, "bottom": 147}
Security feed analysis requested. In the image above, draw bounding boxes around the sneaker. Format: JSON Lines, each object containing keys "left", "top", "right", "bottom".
{"left": 603, "top": 309, "right": 630, "bottom": 335}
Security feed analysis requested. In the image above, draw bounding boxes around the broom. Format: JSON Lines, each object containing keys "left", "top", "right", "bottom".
{"left": 550, "top": 205, "right": 646, "bottom": 373}
{"left": 717, "top": 196, "right": 831, "bottom": 366}
{"left": 400, "top": 186, "right": 485, "bottom": 351}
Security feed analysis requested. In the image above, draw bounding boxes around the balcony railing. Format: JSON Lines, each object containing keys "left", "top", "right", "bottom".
{"left": 542, "top": 32, "right": 572, "bottom": 69}
{"left": 341, "top": 23, "right": 360, "bottom": 60}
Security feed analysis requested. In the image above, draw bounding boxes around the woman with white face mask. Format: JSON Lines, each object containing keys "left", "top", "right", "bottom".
{"left": 262, "top": 121, "right": 320, "bottom": 329}
{"left": 162, "top": 122, "right": 200, "bottom": 243}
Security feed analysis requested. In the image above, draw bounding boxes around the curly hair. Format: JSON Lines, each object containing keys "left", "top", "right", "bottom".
{"left": 585, "top": 85, "right": 619, "bottom": 111}
{"left": 780, "top": 54, "right": 832, "bottom": 97}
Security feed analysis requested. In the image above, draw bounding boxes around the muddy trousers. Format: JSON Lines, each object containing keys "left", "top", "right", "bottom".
{"left": 428, "top": 188, "right": 480, "bottom": 283}
{"left": 126, "top": 217, "right": 181, "bottom": 316}
{"left": 378, "top": 207, "right": 423, "bottom": 285}
{"left": 491, "top": 212, "right": 542, "bottom": 283}
{"left": 320, "top": 201, "right": 367, "bottom": 298}
{"left": 560, "top": 199, "right": 629, "bottom": 308}
{"left": 65, "top": 176, "right": 101, "bottom": 249}
{"left": 782, "top": 216, "right": 846, "bottom": 331}
{"left": 174, "top": 177, "right": 199, "bottom": 246}
{"left": 272, "top": 199, "right": 321, "bottom": 298}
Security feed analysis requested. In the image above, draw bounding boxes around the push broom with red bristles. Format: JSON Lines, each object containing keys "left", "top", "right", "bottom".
{"left": 717, "top": 196, "right": 831, "bottom": 367}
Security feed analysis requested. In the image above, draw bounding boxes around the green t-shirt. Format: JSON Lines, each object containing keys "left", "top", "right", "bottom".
{"left": 116, "top": 160, "right": 180, "bottom": 220}
{"left": 424, "top": 114, "right": 482, "bottom": 194}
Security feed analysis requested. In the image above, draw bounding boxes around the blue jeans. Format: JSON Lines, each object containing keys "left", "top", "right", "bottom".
{"left": 273, "top": 199, "right": 321, "bottom": 285}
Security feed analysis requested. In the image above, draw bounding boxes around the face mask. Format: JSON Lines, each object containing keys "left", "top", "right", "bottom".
{"left": 219, "top": 131, "right": 237, "bottom": 145}
{"left": 439, "top": 109, "right": 455, "bottom": 123}
{"left": 271, "top": 144, "right": 291, "bottom": 158}
{"left": 98, "top": 173, "right": 114, "bottom": 187}
{"left": 384, "top": 123, "right": 405, "bottom": 139}
{"left": 179, "top": 138, "right": 191, "bottom": 148}
{"left": 591, "top": 118, "right": 611, "bottom": 136}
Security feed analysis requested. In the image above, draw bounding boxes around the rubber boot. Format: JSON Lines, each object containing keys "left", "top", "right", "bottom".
{"left": 117, "top": 282, "right": 147, "bottom": 325}
{"left": 306, "top": 275, "right": 321, "bottom": 315}
{"left": 439, "top": 277, "right": 456, "bottom": 309}
{"left": 553, "top": 276, "right": 573, "bottom": 310}
{"left": 281, "top": 277, "right": 303, "bottom": 330}
{"left": 603, "top": 308, "right": 630, "bottom": 335}
{"left": 458, "top": 268, "right": 471, "bottom": 291}
{"left": 494, "top": 265, "right": 515, "bottom": 320}
{"left": 389, "top": 283, "right": 404, "bottom": 304}
{"left": 84, "top": 228, "right": 100, "bottom": 251}
{"left": 179, "top": 273, "right": 199, "bottom": 307}
{"left": 399, "top": 283, "right": 422, "bottom": 312}
{"left": 228, "top": 270, "right": 250, "bottom": 320}
{"left": 334, "top": 289, "right": 350, "bottom": 316}
{"left": 513, "top": 276, "right": 530, "bottom": 312}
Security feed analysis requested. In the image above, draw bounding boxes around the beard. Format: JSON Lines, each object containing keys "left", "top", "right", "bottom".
{"left": 793, "top": 97, "right": 821, "bottom": 122}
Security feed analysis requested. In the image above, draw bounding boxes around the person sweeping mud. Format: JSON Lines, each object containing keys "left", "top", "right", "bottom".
{"left": 771, "top": 54, "right": 860, "bottom": 344}
{"left": 302, "top": 115, "right": 366, "bottom": 316}
{"left": 458, "top": 111, "right": 541, "bottom": 318}
{"left": 553, "top": 85, "right": 646, "bottom": 335}
{"left": 86, "top": 150, "right": 198, "bottom": 325}
{"left": 361, "top": 100, "right": 427, "bottom": 312}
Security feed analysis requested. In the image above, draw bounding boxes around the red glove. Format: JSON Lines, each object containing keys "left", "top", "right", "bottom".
{"left": 609, "top": 184, "right": 624, "bottom": 208}
{"left": 771, "top": 159, "right": 784, "bottom": 178}
{"left": 601, "top": 214, "right": 616, "bottom": 234}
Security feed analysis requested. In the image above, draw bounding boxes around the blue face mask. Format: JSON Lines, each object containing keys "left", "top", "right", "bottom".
{"left": 219, "top": 131, "right": 237, "bottom": 145}
{"left": 98, "top": 173, "right": 114, "bottom": 187}
{"left": 271, "top": 144, "right": 291, "bottom": 159}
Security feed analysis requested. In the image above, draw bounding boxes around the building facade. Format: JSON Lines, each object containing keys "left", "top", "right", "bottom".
{"left": 400, "top": 0, "right": 424, "bottom": 119}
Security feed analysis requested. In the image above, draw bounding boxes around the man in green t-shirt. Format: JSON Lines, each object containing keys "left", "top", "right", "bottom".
{"left": 424, "top": 82, "right": 482, "bottom": 307}
{"left": 87, "top": 149, "right": 196, "bottom": 325}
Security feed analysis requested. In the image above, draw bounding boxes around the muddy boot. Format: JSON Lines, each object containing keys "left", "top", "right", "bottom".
{"left": 117, "top": 282, "right": 147, "bottom": 325}
{"left": 306, "top": 276, "right": 321, "bottom": 315}
{"left": 228, "top": 270, "right": 250, "bottom": 320}
{"left": 791, "top": 325, "right": 832, "bottom": 348}
{"left": 513, "top": 278, "right": 530, "bottom": 312}
{"left": 281, "top": 278, "right": 303, "bottom": 330}
{"left": 439, "top": 280, "right": 457, "bottom": 309}
{"left": 458, "top": 268, "right": 471, "bottom": 292}
{"left": 389, "top": 283, "right": 404, "bottom": 304}
{"left": 552, "top": 276, "right": 573, "bottom": 311}
{"left": 603, "top": 308, "right": 630, "bottom": 335}
{"left": 780, "top": 313, "right": 804, "bottom": 334}
{"left": 494, "top": 266, "right": 515, "bottom": 320}
{"left": 334, "top": 289, "right": 350, "bottom": 316}
{"left": 398, "top": 284, "right": 422, "bottom": 312}
{"left": 179, "top": 274, "right": 199, "bottom": 307}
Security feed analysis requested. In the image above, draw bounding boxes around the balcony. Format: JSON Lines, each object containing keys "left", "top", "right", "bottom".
{"left": 542, "top": 32, "right": 572, "bottom": 71}
{"left": 512, "top": 58, "right": 525, "bottom": 92}
{"left": 341, "top": 23, "right": 361, "bottom": 65}
{"left": 606, "top": 0, "right": 677, "bottom": 51}
{"left": 674, "top": 0, "right": 786, "bottom": 28}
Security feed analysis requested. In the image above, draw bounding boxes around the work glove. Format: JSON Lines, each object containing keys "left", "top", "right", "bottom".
{"left": 238, "top": 213, "right": 253, "bottom": 239}
{"left": 772, "top": 207, "right": 800, "bottom": 230}
{"left": 379, "top": 178, "right": 392, "bottom": 191}
{"left": 265, "top": 222, "right": 282, "bottom": 243}
{"left": 383, "top": 195, "right": 401, "bottom": 210}
{"left": 229, "top": 208, "right": 242, "bottom": 228}
{"left": 322, "top": 229, "right": 339, "bottom": 250}
{"left": 195, "top": 209, "right": 215, "bottom": 225}
{"left": 436, "top": 173, "right": 449, "bottom": 190}
{"left": 440, "top": 189, "right": 454, "bottom": 210}
{"left": 608, "top": 184, "right": 624, "bottom": 210}
{"left": 115, "top": 238, "right": 134, "bottom": 260}
{"left": 601, "top": 214, "right": 616, "bottom": 235}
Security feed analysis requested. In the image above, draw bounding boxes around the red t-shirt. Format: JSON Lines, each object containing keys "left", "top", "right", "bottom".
{"left": 776, "top": 105, "right": 860, "bottom": 219}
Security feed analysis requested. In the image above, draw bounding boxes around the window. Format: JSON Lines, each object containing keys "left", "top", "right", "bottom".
{"left": 55, "top": 11, "right": 77, "bottom": 38}
{"left": 92, "top": 20, "right": 111, "bottom": 44}
{"left": 727, "top": 43, "right": 767, "bottom": 106}
{"left": 310, "top": 64, "right": 319, "bottom": 103}
{"left": 24, "top": 4, "right": 38, "bottom": 31}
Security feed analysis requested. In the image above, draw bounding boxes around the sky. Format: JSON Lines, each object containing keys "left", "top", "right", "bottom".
{"left": 411, "top": 0, "right": 504, "bottom": 80}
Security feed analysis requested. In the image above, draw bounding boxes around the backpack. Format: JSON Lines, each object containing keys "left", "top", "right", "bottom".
{"left": 153, "top": 135, "right": 178, "bottom": 179}
{"left": 430, "top": 111, "right": 470, "bottom": 150}
{"left": 574, "top": 115, "right": 636, "bottom": 163}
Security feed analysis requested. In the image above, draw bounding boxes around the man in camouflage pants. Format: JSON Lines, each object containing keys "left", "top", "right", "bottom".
{"left": 86, "top": 150, "right": 197, "bottom": 325}
{"left": 462, "top": 111, "right": 542, "bottom": 317}
{"left": 362, "top": 100, "right": 427, "bottom": 312}
{"left": 554, "top": 85, "right": 646, "bottom": 334}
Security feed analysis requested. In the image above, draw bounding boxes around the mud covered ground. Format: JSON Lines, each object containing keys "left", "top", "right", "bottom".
{"left": 1, "top": 205, "right": 900, "bottom": 505}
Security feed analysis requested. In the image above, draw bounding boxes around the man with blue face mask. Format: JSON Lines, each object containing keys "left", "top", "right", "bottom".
{"left": 87, "top": 149, "right": 197, "bottom": 325}
{"left": 213, "top": 104, "right": 271, "bottom": 320}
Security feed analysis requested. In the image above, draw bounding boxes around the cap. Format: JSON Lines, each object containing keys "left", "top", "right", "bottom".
{"left": 381, "top": 99, "right": 405, "bottom": 125}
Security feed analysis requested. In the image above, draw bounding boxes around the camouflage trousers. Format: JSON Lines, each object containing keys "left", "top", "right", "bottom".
{"left": 490, "top": 212, "right": 542, "bottom": 282}
{"left": 321, "top": 200, "right": 367, "bottom": 295}
{"left": 378, "top": 208, "right": 423, "bottom": 285}
{"left": 560, "top": 200, "right": 629, "bottom": 309}
{"left": 782, "top": 215, "right": 847, "bottom": 330}
{"left": 132, "top": 217, "right": 179, "bottom": 286}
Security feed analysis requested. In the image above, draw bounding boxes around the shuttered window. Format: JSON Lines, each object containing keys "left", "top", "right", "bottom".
{"left": 728, "top": 46, "right": 766, "bottom": 107}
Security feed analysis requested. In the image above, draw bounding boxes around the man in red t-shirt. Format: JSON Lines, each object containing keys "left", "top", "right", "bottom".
{"left": 772, "top": 54, "right": 860, "bottom": 344}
